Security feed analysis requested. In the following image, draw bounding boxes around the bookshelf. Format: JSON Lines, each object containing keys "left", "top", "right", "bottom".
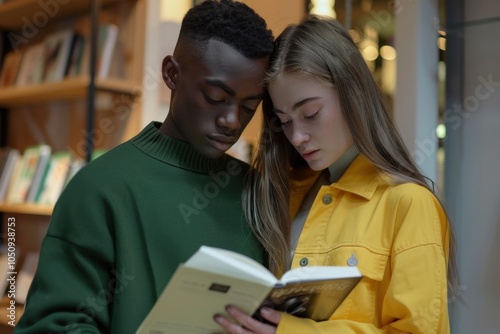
{"left": 0, "top": 203, "right": 52, "bottom": 216}
{"left": 0, "top": 76, "right": 141, "bottom": 106}
{"left": 0, "top": 0, "right": 146, "bottom": 331}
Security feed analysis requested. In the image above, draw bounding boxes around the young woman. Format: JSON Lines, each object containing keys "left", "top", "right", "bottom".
{"left": 215, "top": 15, "right": 456, "bottom": 334}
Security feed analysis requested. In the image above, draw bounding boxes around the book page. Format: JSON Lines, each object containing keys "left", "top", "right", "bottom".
{"left": 279, "top": 265, "right": 361, "bottom": 285}
{"left": 185, "top": 246, "right": 277, "bottom": 284}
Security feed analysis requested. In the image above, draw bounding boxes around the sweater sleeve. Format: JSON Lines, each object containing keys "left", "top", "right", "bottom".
{"left": 277, "top": 185, "right": 451, "bottom": 334}
{"left": 15, "top": 169, "right": 116, "bottom": 333}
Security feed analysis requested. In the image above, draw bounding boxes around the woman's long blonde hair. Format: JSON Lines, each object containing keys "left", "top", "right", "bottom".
{"left": 243, "top": 15, "right": 457, "bottom": 289}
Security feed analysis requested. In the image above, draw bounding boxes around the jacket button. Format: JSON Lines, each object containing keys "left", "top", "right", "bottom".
{"left": 299, "top": 257, "right": 308, "bottom": 266}
{"left": 322, "top": 194, "right": 332, "bottom": 205}
{"left": 347, "top": 253, "right": 358, "bottom": 267}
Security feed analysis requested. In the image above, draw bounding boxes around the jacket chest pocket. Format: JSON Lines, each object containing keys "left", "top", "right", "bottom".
{"left": 303, "top": 246, "right": 389, "bottom": 323}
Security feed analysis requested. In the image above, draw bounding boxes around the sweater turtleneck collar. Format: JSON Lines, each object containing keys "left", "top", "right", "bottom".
{"left": 328, "top": 145, "right": 360, "bottom": 183}
{"left": 131, "top": 121, "right": 228, "bottom": 173}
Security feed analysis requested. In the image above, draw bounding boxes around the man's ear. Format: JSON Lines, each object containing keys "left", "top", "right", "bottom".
{"left": 162, "top": 55, "right": 179, "bottom": 90}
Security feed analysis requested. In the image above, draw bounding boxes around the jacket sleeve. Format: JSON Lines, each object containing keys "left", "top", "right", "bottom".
{"left": 277, "top": 185, "right": 451, "bottom": 334}
{"left": 15, "top": 172, "right": 115, "bottom": 333}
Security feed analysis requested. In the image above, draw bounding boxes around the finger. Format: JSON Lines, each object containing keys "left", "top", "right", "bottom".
{"left": 259, "top": 307, "right": 281, "bottom": 325}
{"left": 226, "top": 306, "right": 276, "bottom": 334}
{"left": 214, "top": 314, "right": 250, "bottom": 334}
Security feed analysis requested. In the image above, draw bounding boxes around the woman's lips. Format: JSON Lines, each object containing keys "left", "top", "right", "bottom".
{"left": 302, "top": 149, "right": 319, "bottom": 160}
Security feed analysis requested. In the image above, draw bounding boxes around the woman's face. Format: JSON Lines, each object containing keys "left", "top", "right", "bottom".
{"left": 268, "top": 73, "right": 353, "bottom": 171}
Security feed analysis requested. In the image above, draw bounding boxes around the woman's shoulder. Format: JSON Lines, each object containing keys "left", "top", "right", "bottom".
{"left": 384, "top": 181, "right": 440, "bottom": 206}
{"left": 383, "top": 181, "right": 448, "bottom": 247}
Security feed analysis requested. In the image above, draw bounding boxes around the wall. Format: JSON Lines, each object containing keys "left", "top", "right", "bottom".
{"left": 445, "top": 0, "right": 500, "bottom": 332}
{"left": 394, "top": 0, "right": 439, "bottom": 184}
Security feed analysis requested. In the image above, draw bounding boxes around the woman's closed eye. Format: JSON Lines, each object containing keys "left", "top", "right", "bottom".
{"left": 305, "top": 110, "right": 320, "bottom": 120}
{"left": 279, "top": 118, "right": 292, "bottom": 127}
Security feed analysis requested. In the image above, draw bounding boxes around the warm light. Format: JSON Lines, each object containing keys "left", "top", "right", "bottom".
{"left": 364, "top": 24, "right": 378, "bottom": 40}
{"left": 362, "top": 45, "right": 379, "bottom": 61}
{"left": 436, "top": 124, "right": 446, "bottom": 139}
{"left": 361, "top": 0, "right": 372, "bottom": 12}
{"left": 437, "top": 37, "right": 446, "bottom": 51}
{"left": 438, "top": 61, "right": 446, "bottom": 81}
{"left": 160, "top": 0, "right": 191, "bottom": 22}
{"left": 381, "top": 57, "right": 396, "bottom": 94}
{"left": 309, "top": 0, "right": 336, "bottom": 18}
{"left": 380, "top": 45, "right": 396, "bottom": 60}
{"left": 438, "top": 29, "right": 446, "bottom": 37}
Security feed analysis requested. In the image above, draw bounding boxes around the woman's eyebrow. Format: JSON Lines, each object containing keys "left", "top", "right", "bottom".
{"left": 273, "top": 97, "right": 321, "bottom": 114}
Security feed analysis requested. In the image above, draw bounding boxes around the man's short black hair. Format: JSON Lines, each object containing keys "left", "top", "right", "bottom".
{"left": 179, "top": 0, "right": 274, "bottom": 59}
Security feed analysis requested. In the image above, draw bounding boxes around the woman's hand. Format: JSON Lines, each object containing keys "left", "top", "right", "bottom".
{"left": 214, "top": 306, "right": 281, "bottom": 334}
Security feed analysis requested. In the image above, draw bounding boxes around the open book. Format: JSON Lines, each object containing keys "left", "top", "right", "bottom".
{"left": 136, "top": 246, "right": 362, "bottom": 334}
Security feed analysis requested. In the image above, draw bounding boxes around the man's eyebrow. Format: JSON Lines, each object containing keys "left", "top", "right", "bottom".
{"left": 273, "top": 97, "right": 321, "bottom": 113}
{"left": 204, "top": 79, "right": 264, "bottom": 100}
{"left": 205, "top": 79, "right": 235, "bottom": 96}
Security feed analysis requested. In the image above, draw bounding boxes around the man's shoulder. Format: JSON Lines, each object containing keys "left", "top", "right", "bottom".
{"left": 67, "top": 141, "right": 138, "bottom": 185}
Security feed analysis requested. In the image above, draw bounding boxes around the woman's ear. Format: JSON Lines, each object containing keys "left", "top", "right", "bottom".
{"left": 162, "top": 55, "right": 179, "bottom": 90}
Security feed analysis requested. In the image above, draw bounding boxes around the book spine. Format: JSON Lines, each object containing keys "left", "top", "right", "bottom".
{"left": 97, "top": 25, "right": 119, "bottom": 79}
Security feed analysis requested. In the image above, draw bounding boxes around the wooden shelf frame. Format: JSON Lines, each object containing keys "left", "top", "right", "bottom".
{"left": 0, "top": 203, "right": 52, "bottom": 216}
{"left": 0, "top": 77, "right": 141, "bottom": 107}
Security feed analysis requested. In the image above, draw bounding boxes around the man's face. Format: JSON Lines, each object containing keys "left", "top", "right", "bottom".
{"left": 162, "top": 39, "right": 269, "bottom": 159}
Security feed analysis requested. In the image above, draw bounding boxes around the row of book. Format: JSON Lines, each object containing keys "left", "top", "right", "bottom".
{"left": 0, "top": 145, "right": 86, "bottom": 206}
{"left": 0, "top": 24, "right": 119, "bottom": 88}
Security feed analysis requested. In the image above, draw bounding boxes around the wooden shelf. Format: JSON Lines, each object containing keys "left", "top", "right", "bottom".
{"left": 0, "top": 77, "right": 140, "bottom": 107}
{"left": 0, "top": 203, "right": 52, "bottom": 216}
{"left": 0, "top": 0, "right": 129, "bottom": 31}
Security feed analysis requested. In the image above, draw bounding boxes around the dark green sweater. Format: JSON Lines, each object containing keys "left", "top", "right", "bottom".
{"left": 15, "top": 122, "right": 263, "bottom": 333}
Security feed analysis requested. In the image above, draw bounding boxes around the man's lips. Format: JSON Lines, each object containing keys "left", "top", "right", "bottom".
{"left": 208, "top": 134, "right": 237, "bottom": 151}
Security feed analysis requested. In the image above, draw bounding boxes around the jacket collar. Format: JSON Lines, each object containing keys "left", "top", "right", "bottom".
{"left": 290, "top": 154, "right": 383, "bottom": 201}
{"left": 331, "top": 154, "right": 382, "bottom": 200}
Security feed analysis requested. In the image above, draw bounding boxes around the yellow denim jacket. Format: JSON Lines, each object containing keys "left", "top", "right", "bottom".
{"left": 277, "top": 155, "right": 450, "bottom": 334}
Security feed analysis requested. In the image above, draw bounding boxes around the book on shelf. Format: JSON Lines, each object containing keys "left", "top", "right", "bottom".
{"left": 15, "top": 252, "right": 39, "bottom": 305}
{"left": 35, "top": 151, "right": 72, "bottom": 205}
{"left": 15, "top": 43, "right": 45, "bottom": 86}
{"left": 136, "top": 245, "right": 362, "bottom": 334}
{"left": 25, "top": 146, "right": 52, "bottom": 203}
{"left": 6, "top": 144, "right": 51, "bottom": 204}
{"left": 66, "top": 34, "right": 85, "bottom": 78}
{"left": 0, "top": 248, "right": 9, "bottom": 296}
{"left": 0, "top": 148, "right": 20, "bottom": 202}
{"left": 0, "top": 148, "right": 20, "bottom": 203}
{"left": 63, "top": 158, "right": 85, "bottom": 189}
{"left": 79, "top": 24, "right": 119, "bottom": 79}
{"left": 0, "top": 246, "right": 18, "bottom": 297}
{"left": 0, "top": 50, "right": 23, "bottom": 87}
{"left": 41, "top": 29, "right": 78, "bottom": 83}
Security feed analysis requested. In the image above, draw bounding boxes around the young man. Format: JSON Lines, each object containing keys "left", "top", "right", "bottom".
{"left": 15, "top": 1, "right": 274, "bottom": 333}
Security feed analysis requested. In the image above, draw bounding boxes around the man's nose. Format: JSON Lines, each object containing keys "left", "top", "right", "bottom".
{"left": 217, "top": 104, "right": 241, "bottom": 132}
